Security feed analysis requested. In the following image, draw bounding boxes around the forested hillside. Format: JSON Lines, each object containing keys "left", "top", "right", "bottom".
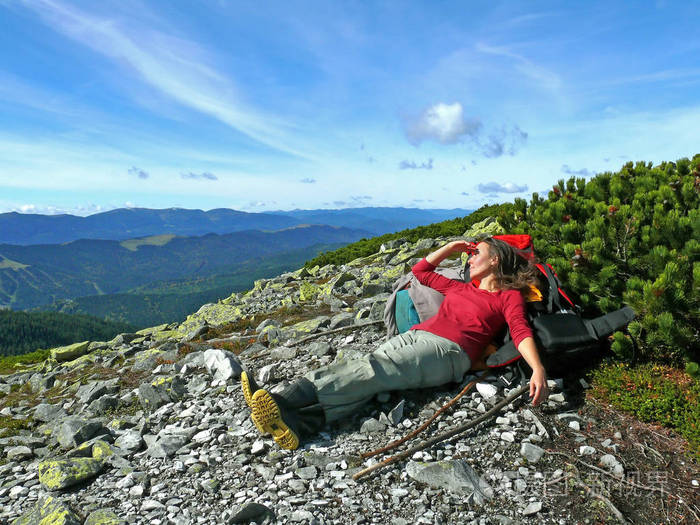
{"left": 308, "top": 156, "right": 700, "bottom": 373}
{"left": 0, "top": 226, "right": 364, "bottom": 311}
{"left": 0, "top": 309, "right": 134, "bottom": 356}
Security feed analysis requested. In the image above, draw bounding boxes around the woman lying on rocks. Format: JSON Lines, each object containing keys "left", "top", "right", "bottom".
{"left": 241, "top": 237, "right": 550, "bottom": 450}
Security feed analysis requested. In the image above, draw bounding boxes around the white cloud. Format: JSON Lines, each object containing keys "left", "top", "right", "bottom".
{"left": 403, "top": 103, "right": 481, "bottom": 145}
{"left": 477, "top": 182, "right": 528, "bottom": 194}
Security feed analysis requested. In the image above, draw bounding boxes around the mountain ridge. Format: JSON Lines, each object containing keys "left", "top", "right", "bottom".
{"left": 0, "top": 206, "right": 473, "bottom": 245}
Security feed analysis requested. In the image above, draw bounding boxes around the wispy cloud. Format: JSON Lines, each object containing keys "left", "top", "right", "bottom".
{"left": 477, "top": 182, "right": 528, "bottom": 194}
{"left": 561, "top": 164, "right": 591, "bottom": 176}
{"left": 181, "top": 171, "right": 217, "bottom": 180}
{"left": 399, "top": 158, "right": 433, "bottom": 170}
{"left": 128, "top": 166, "right": 149, "bottom": 179}
{"left": 22, "top": 0, "right": 312, "bottom": 160}
{"left": 475, "top": 42, "right": 563, "bottom": 93}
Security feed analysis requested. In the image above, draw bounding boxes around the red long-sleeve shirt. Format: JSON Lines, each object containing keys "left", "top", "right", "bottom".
{"left": 411, "top": 258, "right": 533, "bottom": 361}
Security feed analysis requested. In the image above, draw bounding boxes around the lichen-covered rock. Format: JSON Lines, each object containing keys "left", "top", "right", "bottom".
{"left": 50, "top": 341, "right": 90, "bottom": 362}
{"left": 84, "top": 508, "right": 125, "bottom": 525}
{"left": 11, "top": 494, "right": 81, "bottom": 525}
{"left": 463, "top": 216, "right": 505, "bottom": 238}
{"left": 137, "top": 375, "right": 186, "bottom": 411}
{"left": 38, "top": 457, "right": 104, "bottom": 490}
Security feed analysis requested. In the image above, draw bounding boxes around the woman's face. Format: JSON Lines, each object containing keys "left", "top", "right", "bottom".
{"left": 468, "top": 242, "right": 497, "bottom": 281}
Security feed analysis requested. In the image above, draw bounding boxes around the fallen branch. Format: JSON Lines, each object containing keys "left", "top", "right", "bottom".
{"left": 353, "top": 383, "right": 529, "bottom": 481}
{"left": 361, "top": 370, "right": 489, "bottom": 459}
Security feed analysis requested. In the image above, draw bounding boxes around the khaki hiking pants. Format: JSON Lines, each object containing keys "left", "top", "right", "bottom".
{"left": 304, "top": 330, "right": 472, "bottom": 423}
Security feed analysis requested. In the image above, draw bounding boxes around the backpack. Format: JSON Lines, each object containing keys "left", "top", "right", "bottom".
{"left": 383, "top": 234, "right": 636, "bottom": 377}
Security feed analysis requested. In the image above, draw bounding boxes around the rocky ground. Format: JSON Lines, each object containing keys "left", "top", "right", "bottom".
{"left": 1, "top": 224, "right": 699, "bottom": 524}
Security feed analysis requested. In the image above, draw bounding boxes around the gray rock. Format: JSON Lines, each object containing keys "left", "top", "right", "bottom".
{"left": 258, "top": 364, "right": 277, "bottom": 384}
{"left": 520, "top": 443, "right": 545, "bottom": 464}
{"left": 296, "top": 466, "right": 318, "bottom": 480}
{"left": 202, "top": 348, "right": 243, "bottom": 381}
{"left": 387, "top": 399, "right": 405, "bottom": 426}
{"left": 599, "top": 454, "right": 625, "bottom": 477}
{"left": 29, "top": 372, "right": 56, "bottom": 393}
{"left": 522, "top": 501, "right": 542, "bottom": 516}
{"left": 77, "top": 379, "right": 118, "bottom": 405}
{"left": 88, "top": 395, "right": 119, "bottom": 414}
{"left": 329, "top": 312, "right": 354, "bottom": 330}
{"left": 147, "top": 426, "right": 195, "bottom": 458}
{"left": 308, "top": 341, "right": 332, "bottom": 357}
{"left": 270, "top": 346, "right": 297, "bottom": 360}
{"left": 6, "top": 445, "right": 33, "bottom": 461}
{"left": 229, "top": 502, "right": 273, "bottom": 523}
{"left": 114, "top": 430, "right": 144, "bottom": 454}
{"left": 405, "top": 460, "right": 494, "bottom": 504}
{"left": 360, "top": 418, "right": 387, "bottom": 434}
{"left": 579, "top": 445, "right": 596, "bottom": 456}
{"left": 57, "top": 418, "right": 107, "bottom": 450}
{"left": 10, "top": 493, "right": 81, "bottom": 524}
{"left": 33, "top": 403, "right": 67, "bottom": 423}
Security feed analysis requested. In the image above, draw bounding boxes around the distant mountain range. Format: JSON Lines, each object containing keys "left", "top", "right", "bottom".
{"left": 0, "top": 206, "right": 473, "bottom": 245}
{"left": 0, "top": 225, "right": 364, "bottom": 314}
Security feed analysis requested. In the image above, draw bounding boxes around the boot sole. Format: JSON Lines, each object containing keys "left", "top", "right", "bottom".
{"left": 240, "top": 371, "right": 265, "bottom": 434}
{"left": 251, "top": 389, "right": 300, "bottom": 450}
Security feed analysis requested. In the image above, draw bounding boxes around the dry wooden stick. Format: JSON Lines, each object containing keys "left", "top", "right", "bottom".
{"left": 352, "top": 383, "right": 529, "bottom": 481}
{"left": 361, "top": 371, "right": 490, "bottom": 459}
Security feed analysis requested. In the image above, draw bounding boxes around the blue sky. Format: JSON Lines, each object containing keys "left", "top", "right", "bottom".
{"left": 1, "top": 0, "right": 699, "bottom": 215}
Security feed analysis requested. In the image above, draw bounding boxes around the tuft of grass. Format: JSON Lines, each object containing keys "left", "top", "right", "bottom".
{"left": 0, "top": 349, "right": 50, "bottom": 375}
{"left": 0, "top": 415, "right": 33, "bottom": 437}
{"left": 590, "top": 362, "right": 700, "bottom": 455}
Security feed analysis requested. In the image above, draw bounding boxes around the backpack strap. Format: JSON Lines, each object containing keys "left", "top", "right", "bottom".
{"left": 538, "top": 263, "right": 563, "bottom": 313}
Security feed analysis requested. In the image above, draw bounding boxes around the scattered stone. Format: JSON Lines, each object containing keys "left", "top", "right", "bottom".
{"left": 229, "top": 502, "right": 273, "bottom": 523}
{"left": 387, "top": 399, "right": 405, "bottom": 426}
{"left": 522, "top": 501, "right": 543, "bottom": 516}
{"left": 405, "top": 460, "right": 493, "bottom": 504}
{"left": 114, "top": 430, "right": 144, "bottom": 454}
{"left": 57, "top": 419, "right": 106, "bottom": 450}
{"left": 579, "top": 446, "right": 596, "bottom": 456}
{"left": 6, "top": 445, "right": 33, "bottom": 461}
{"left": 360, "top": 418, "right": 386, "bottom": 434}
{"left": 202, "top": 348, "right": 243, "bottom": 381}
{"left": 519, "top": 442, "right": 545, "bottom": 464}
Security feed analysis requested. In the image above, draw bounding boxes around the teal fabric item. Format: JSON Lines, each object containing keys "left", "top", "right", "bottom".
{"left": 395, "top": 289, "right": 421, "bottom": 333}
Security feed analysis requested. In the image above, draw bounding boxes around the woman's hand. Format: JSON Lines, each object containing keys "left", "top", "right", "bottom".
{"left": 529, "top": 366, "right": 549, "bottom": 406}
{"left": 448, "top": 240, "right": 478, "bottom": 254}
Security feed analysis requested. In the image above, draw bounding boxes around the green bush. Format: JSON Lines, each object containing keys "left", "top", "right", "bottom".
{"left": 591, "top": 362, "right": 700, "bottom": 454}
